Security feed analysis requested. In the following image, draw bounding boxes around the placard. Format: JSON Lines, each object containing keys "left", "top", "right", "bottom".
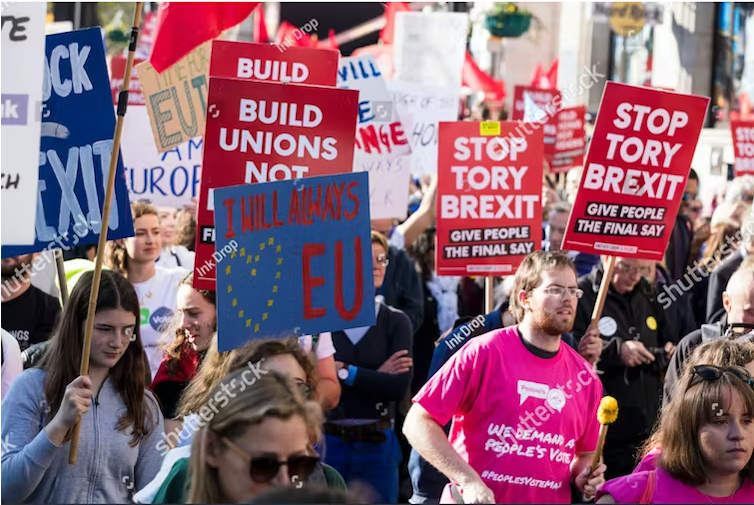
{"left": 338, "top": 55, "right": 411, "bottom": 220}
{"left": 213, "top": 172, "right": 375, "bottom": 351}
{"left": 387, "top": 80, "right": 459, "bottom": 176}
{"left": 731, "top": 120, "right": 754, "bottom": 176}
{"left": 136, "top": 41, "right": 211, "bottom": 153}
{"left": 209, "top": 40, "right": 339, "bottom": 86}
{"left": 2, "top": 27, "right": 135, "bottom": 258}
{"left": 110, "top": 54, "right": 145, "bottom": 106}
{"left": 194, "top": 77, "right": 358, "bottom": 290}
{"left": 436, "top": 121, "right": 543, "bottom": 276}
{"left": 561, "top": 82, "right": 709, "bottom": 260}
{"left": 514, "top": 85, "right": 562, "bottom": 165}
{"left": 1, "top": 2, "right": 46, "bottom": 246}
{"left": 552, "top": 105, "right": 587, "bottom": 173}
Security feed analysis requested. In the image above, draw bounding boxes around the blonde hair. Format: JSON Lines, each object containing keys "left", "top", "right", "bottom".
{"left": 187, "top": 371, "right": 323, "bottom": 504}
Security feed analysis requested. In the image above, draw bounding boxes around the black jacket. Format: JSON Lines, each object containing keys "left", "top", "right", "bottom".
{"left": 707, "top": 250, "right": 745, "bottom": 323}
{"left": 574, "top": 267, "right": 675, "bottom": 442}
{"left": 664, "top": 214, "right": 693, "bottom": 282}
{"left": 376, "top": 245, "right": 423, "bottom": 335}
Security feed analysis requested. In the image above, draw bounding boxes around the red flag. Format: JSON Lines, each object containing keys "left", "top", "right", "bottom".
{"left": 380, "top": 2, "right": 411, "bottom": 45}
{"left": 252, "top": 4, "right": 269, "bottom": 43}
{"left": 546, "top": 58, "right": 558, "bottom": 88}
{"left": 530, "top": 63, "right": 545, "bottom": 88}
{"left": 275, "top": 21, "right": 319, "bottom": 48}
{"left": 462, "top": 51, "right": 505, "bottom": 103}
{"left": 149, "top": 2, "right": 258, "bottom": 72}
{"left": 321, "top": 28, "right": 339, "bottom": 50}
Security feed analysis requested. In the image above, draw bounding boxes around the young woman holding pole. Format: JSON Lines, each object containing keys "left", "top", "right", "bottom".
{"left": 0, "top": 270, "right": 164, "bottom": 503}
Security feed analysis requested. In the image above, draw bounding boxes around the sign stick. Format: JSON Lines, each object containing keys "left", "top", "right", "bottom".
{"left": 587, "top": 255, "right": 617, "bottom": 370}
{"left": 484, "top": 277, "right": 494, "bottom": 314}
{"left": 54, "top": 250, "right": 69, "bottom": 306}
{"left": 69, "top": 1, "right": 144, "bottom": 465}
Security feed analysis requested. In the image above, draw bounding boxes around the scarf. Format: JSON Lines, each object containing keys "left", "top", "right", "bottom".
{"left": 426, "top": 273, "right": 460, "bottom": 333}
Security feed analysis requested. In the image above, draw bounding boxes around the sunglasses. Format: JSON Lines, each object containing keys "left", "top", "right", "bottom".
{"left": 222, "top": 437, "right": 320, "bottom": 484}
{"left": 690, "top": 365, "right": 754, "bottom": 389}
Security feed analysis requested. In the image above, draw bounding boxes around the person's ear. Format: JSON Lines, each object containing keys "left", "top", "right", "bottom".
{"left": 518, "top": 289, "right": 532, "bottom": 313}
{"left": 723, "top": 291, "right": 732, "bottom": 315}
{"left": 204, "top": 431, "right": 223, "bottom": 468}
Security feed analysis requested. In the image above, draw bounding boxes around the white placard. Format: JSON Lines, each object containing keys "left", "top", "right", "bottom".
{"left": 121, "top": 107, "right": 202, "bottom": 209}
{"left": 1, "top": 2, "right": 46, "bottom": 245}
{"left": 392, "top": 11, "right": 468, "bottom": 90}
{"left": 338, "top": 55, "right": 412, "bottom": 220}
{"left": 387, "top": 80, "right": 459, "bottom": 176}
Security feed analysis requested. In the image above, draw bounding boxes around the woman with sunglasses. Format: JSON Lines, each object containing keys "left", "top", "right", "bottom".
{"left": 185, "top": 371, "right": 322, "bottom": 503}
{"left": 596, "top": 363, "right": 754, "bottom": 503}
{"left": 633, "top": 339, "right": 754, "bottom": 474}
{"left": 135, "top": 338, "right": 345, "bottom": 504}
{"left": 1, "top": 270, "right": 164, "bottom": 503}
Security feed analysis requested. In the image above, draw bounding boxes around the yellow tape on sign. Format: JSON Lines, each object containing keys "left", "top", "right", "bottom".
{"left": 480, "top": 121, "right": 501, "bottom": 136}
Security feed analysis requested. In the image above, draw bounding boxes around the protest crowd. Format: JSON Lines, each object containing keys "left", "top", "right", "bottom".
{"left": 3, "top": 2, "right": 754, "bottom": 504}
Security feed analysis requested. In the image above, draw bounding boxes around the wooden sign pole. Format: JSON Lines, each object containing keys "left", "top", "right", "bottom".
{"left": 69, "top": 2, "right": 144, "bottom": 465}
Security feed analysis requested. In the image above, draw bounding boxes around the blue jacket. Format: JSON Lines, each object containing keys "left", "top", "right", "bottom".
{"left": 409, "top": 310, "right": 576, "bottom": 503}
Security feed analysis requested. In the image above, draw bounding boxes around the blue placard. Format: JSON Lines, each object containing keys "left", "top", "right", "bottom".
{"left": 2, "top": 27, "right": 134, "bottom": 258}
{"left": 213, "top": 172, "right": 375, "bottom": 352}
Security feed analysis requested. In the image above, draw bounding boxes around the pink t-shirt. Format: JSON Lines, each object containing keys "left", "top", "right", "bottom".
{"left": 633, "top": 447, "right": 661, "bottom": 473}
{"left": 597, "top": 467, "right": 754, "bottom": 503}
{"left": 413, "top": 326, "right": 603, "bottom": 504}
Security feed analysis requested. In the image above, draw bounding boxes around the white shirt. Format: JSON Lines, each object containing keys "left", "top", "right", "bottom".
{"left": 1, "top": 328, "right": 23, "bottom": 401}
{"left": 132, "top": 266, "right": 189, "bottom": 378}
{"left": 156, "top": 246, "right": 195, "bottom": 270}
{"left": 298, "top": 332, "right": 336, "bottom": 360}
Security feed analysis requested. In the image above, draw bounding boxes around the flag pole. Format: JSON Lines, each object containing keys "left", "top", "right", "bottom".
{"left": 69, "top": 1, "right": 144, "bottom": 465}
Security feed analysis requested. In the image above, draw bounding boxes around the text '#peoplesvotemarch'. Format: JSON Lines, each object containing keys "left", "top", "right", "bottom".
{"left": 562, "top": 83, "right": 710, "bottom": 260}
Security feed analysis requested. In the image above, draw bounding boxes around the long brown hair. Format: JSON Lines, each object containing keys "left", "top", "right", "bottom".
{"left": 38, "top": 270, "right": 157, "bottom": 446}
{"left": 187, "top": 371, "right": 323, "bottom": 504}
{"left": 701, "top": 223, "right": 741, "bottom": 269}
{"left": 177, "top": 337, "right": 318, "bottom": 417}
{"left": 104, "top": 201, "right": 159, "bottom": 275}
{"left": 162, "top": 271, "right": 217, "bottom": 377}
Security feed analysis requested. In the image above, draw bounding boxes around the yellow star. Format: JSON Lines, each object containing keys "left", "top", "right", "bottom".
{"left": 276, "top": 245, "right": 281, "bottom": 252}
{"left": 263, "top": 313, "right": 268, "bottom": 320}
{"left": 232, "top": 298, "right": 237, "bottom": 307}
{"left": 267, "top": 299, "right": 274, "bottom": 306}
{"left": 238, "top": 310, "right": 244, "bottom": 318}
{"left": 268, "top": 237, "right": 274, "bottom": 245}
{"left": 277, "top": 258, "right": 283, "bottom": 265}
{"left": 246, "top": 319, "right": 251, "bottom": 328}
{"left": 231, "top": 250, "right": 237, "bottom": 259}
{"left": 251, "top": 268, "right": 257, "bottom": 276}
{"left": 246, "top": 255, "right": 252, "bottom": 264}
{"left": 225, "top": 265, "right": 231, "bottom": 275}
{"left": 227, "top": 285, "right": 233, "bottom": 293}
{"left": 275, "top": 272, "right": 281, "bottom": 279}
{"left": 260, "top": 242, "right": 266, "bottom": 251}
{"left": 255, "top": 323, "right": 260, "bottom": 332}
{"left": 272, "top": 285, "right": 278, "bottom": 293}
{"left": 240, "top": 248, "right": 246, "bottom": 256}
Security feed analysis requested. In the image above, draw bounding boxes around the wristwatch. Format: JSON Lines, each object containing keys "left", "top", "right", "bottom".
{"left": 338, "top": 368, "right": 349, "bottom": 381}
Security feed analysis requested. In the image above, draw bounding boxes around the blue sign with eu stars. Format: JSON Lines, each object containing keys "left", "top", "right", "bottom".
{"left": 213, "top": 172, "right": 375, "bottom": 352}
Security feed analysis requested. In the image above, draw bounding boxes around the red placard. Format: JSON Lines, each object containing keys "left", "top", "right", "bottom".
{"left": 731, "top": 120, "right": 754, "bottom": 176}
{"left": 209, "top": 40, "right": 339, "bottom": 86}
{"left": 194, "top": 77, "right": 359, "bottom": 289}
{"left": 436, "top": 121, "right": 544, "bottom": 276}
{"left": 562, "top": 82, "right": 710, "bottom": 260}
{"left": 512, "top": 85, "right": 561, "bottom": 164}
{"left": 110, "top": 55, "right": 145, "bottom": 106}
{"left": 551, "top": 105, "right": 586, "bottom": 173}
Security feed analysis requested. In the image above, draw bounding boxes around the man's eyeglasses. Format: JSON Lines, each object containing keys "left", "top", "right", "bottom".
{"left": 537, "top": 286, "right": 584, "bottom": 299}
{"left": 373, "top": 253, "right": 389, "bottom": 268}
{"left": 682, "top": 192, "right": 698, "bottom": 202}
{"left": 221, "top": 437, "right": 320, "bottom": 484}
{"left": 689, "top": 365, "right": 754, "bottom": 390}
{"left": 615, "top": 262, "right": 653, "bottom": 277}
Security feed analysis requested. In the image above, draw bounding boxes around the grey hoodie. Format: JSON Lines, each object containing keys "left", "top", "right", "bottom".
{"left": 1, "top": 369, "right": 164, "bottom": 504}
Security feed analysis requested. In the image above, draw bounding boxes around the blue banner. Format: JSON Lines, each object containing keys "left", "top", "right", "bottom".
{"left": 2, "top": 27, "right": 134, "bottom": 258}
{"left": 213, "top": 172, "right": 375, "bottom": 352}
